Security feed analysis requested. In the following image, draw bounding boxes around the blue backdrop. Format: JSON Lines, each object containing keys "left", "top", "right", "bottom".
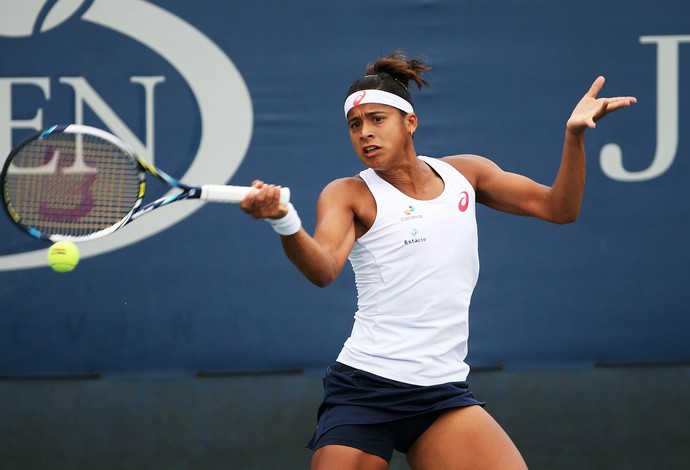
{"left": 1, "top": 0, "right": 688, "bottom": 377}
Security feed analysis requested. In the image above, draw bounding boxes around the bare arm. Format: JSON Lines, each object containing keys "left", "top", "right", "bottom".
{"left": 240, "top": 178, "right": 360, "bottom": 287}
{"left": 446, "top": 76, "right": 636, "bottom": 224}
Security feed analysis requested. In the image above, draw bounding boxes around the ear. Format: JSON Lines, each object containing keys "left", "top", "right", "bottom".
{"left": 405, "top": 113, "right": 418, "bottom": 136}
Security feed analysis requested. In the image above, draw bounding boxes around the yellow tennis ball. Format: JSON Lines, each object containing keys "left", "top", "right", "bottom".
{"left": 47, "top": 241, "right": 80, "bottom": 273}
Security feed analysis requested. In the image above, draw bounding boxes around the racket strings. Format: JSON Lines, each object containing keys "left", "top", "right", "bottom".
{"left": 4, "top": 133, "right": 142, "bottom": 238}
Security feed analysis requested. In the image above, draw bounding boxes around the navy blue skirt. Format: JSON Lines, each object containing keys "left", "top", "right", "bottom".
{"left": 307, "top": 362, "right": 484, "bottom": 451}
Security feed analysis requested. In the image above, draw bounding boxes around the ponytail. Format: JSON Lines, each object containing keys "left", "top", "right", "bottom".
{"left": 346, "top": 51, "right": 431, "bottom": 108}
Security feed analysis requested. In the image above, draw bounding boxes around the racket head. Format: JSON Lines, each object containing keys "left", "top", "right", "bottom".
{"left": 1, "top": 124, "right": 146, "bottom": 242}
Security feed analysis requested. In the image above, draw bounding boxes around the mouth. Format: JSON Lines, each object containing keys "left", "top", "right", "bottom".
{"left": 362, "top": 145, "right": 381, "bottom": 157}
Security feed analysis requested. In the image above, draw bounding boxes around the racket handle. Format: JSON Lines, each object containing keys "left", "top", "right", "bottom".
{"left": 200, "top": 185, "right": 291, "bottom": 205}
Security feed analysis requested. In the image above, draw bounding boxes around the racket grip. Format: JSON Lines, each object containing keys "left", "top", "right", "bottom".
{"left": 200, "top": 185, "right": 290, "bottom": 205}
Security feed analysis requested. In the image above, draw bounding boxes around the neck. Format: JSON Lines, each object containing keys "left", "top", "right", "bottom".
{"left": 375, "top": 157, "right": 444, "bottom": 200}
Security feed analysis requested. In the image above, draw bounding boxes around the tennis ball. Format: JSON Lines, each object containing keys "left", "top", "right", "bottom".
{"left": 47, "top": 241, "right": 80, "bottom": 273}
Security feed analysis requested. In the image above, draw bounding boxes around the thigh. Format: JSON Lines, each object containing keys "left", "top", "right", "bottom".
{"left": 311, "top": 445, "right": 389, "bottom": 470}
{"left": 406, "top": 405, "right": 527, "bottom": 470}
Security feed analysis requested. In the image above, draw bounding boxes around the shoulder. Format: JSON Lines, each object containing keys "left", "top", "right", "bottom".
{"left": 318, "top": 175, "right": 375, "bottom": 212}
{"left": 440, "top": 154, "right": 502, "bottom": 188}
{"left": 320, "top": 175, "right": 370, "bottom": 199}
{"left": 319, "top": 175, "right": 376, "bottom": 234}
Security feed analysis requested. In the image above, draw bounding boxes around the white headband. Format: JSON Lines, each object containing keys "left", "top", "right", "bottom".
{"left": 344, "top": 89, "right": 414, "bottom": 118}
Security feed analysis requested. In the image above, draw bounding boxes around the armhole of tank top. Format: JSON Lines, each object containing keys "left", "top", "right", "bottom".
{"left": 356, "top": 169, "right": 381, "bottom": 244}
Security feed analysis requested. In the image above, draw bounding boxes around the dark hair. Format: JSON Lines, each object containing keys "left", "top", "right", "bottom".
{"left": 345, "top": 50, "right": 431, "bottom": 110}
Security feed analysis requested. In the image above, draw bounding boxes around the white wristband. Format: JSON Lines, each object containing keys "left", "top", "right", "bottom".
{"left": 266, "top": 203, "right": 301, "bottom": 236}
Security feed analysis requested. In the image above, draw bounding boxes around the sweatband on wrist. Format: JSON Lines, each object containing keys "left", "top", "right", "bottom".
{"left": 266, "top": 203, "right": 301, "bottom": 236}
{"left": 344, "top": 89, "right": 414, "bottom": 117}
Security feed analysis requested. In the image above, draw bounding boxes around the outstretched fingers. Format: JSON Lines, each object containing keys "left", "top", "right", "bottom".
{"left": 595, "top": 95, "right": 638, "bottom": 124}
{"left": 568, "top": 77, "right": 637, "bottom": 131}
{"left": 586, "top": 75, "right": 606, "bottom": 99}
{"left": 605, "top": 95, "right": 638, "bottom": 111}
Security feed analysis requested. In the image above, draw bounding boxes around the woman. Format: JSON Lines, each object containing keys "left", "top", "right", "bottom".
{"left": 241, "top": 51, "right": 636, "bottom": 469}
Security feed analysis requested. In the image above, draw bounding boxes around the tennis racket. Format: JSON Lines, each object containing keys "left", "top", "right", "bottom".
{"left": 1, "top": 124, "right": 289, "bottom": 242}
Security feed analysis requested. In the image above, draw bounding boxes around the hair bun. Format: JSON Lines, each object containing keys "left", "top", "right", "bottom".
{"left": 365, "top": 50, "right": 430, "bottom": 91}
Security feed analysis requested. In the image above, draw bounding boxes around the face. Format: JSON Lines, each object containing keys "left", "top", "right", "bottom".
{"left": 346, "top": 103, "right": 417, "bottom": 169}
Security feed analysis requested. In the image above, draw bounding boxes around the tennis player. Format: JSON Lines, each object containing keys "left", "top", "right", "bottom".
{"left": 241, "top": 51, "right": 636, "bottom": 469}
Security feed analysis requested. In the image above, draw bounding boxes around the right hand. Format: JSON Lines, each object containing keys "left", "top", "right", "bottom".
{"left": 240, "top": 180, "right": 288, "bottom": 219}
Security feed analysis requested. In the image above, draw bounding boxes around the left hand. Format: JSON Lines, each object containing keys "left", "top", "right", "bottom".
{"left": 566, "top": 76, "right": 637, "bottom": 133}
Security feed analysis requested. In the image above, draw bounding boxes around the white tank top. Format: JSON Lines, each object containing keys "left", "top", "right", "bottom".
{"left": 336, "top": 156, "right": 479, "bottom": 386}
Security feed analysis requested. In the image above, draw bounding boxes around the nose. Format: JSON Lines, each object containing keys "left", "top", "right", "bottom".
{"left": 359, "top": 120, "right": 374, "bottom": 139}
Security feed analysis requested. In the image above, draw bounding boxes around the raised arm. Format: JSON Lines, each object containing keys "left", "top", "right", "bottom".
{"left": 447, "top": 76, "right": 637, "bottom": 223}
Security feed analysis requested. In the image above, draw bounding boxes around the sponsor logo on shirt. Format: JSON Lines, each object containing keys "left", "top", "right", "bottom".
{"left": 404, "top": 228, "right": 427, "bottom": 246}
{"left": 458, "top": 191, "right": 470, "bottom": 212}
{"left": 401, "top": 205, "right": 423, "bottom": 221}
